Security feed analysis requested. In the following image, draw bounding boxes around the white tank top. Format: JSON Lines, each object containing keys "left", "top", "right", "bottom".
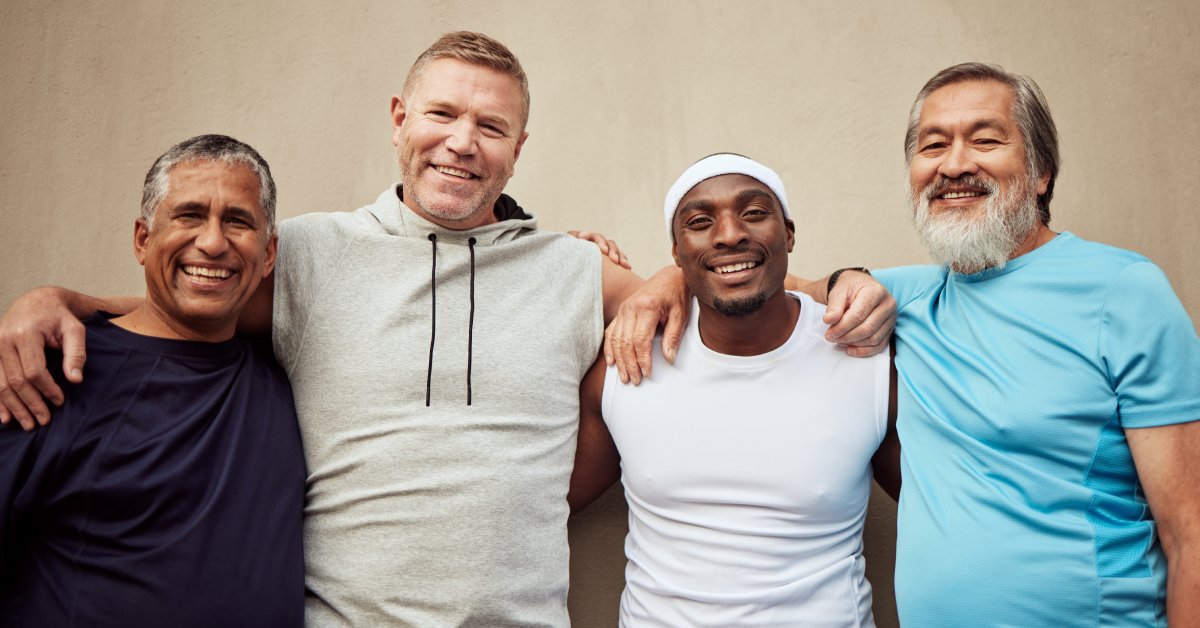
{"left": 602, "top": 292, "right": 889, "bottom": 627}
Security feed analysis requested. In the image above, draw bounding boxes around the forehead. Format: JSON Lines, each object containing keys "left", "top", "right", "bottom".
{"left": 678, "top": 174, "right": 778, "bottom": 209}
{"left": 919, "top": 79, "right": 1017, "bottom": 132}
{"left": 409, "top": 58, "right": 524, "bottom": 119}
{"left": 163, "top": 160, "right": 263, "bottom": 212}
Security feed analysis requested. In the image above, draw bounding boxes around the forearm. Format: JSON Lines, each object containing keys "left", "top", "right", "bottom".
{"left": 786, "top": 274, "right": 825, "bottom": 302}
{"left": 1165, "top": 541, "right": 1200, "bottom": 627}
{"left": 39, "top": 286, "right": 139, "bottom": 319}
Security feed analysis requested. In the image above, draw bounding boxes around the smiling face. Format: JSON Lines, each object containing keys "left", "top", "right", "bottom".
{"left": 133, "top": 160, "right": 277, "bottom": 341}
{"left": 671, "top": 174, "right": 795, "bottom": 317}
{"left": 908, "top": 80, "right": 1049, "bottom": 273}
{"left": 391, "top": 57, "right": 529, "bottom": 230}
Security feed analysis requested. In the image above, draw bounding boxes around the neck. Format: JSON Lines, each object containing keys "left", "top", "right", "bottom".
{"left": 1009, "top": 222, "right": 1058, "bottom": 260}
{"left": 696, "top": 290, "right": 800, "bottom": 356}
{"left": 112, "top": 301, "right": 234, "bottom": 343}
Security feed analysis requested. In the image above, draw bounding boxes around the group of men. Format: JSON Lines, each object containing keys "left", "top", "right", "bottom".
{"left": 0, "top": 30, "right": 1195, "bottom": 628}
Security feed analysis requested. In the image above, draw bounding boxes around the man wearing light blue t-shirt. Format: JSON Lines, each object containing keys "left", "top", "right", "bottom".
{"left": 867, "top": 63, "right": 1200, "bottom": 627}
{"left": 610, "top": 63, "right": 1199, "bottom": 626}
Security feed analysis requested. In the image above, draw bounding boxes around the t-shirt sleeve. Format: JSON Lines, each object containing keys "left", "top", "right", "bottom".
{"left": 1100, "top": 261, "right": 1200, "bottom": 428}
{"left": 873, "top": 264, "right": 944, "bottom": 311}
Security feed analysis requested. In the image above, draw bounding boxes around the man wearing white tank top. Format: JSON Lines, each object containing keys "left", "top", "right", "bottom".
{"left": 569, "top": 154, "right": 900, "bottom": 627}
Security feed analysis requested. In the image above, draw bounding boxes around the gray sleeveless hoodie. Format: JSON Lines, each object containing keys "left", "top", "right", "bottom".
{"left": 273, "top": 186, "right": 603, "bottom": 626}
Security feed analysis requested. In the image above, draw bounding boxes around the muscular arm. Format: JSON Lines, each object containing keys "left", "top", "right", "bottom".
{"left": 567, "top": 355, "right": 621, "bottom": 514}
{"left": 1127, "top": 421, "right": 1200, "bottom": 627}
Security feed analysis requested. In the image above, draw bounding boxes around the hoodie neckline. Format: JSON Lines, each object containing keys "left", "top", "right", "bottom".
{"left": 367, "top": 185, "right": 537, "bottom": 246}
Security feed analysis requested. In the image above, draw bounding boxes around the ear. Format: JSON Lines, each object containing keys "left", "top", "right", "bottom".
{"left": 784, "top": 218, "right": 796, "bottom": 253}
{"left": 390, "top": 96, "right": 407, "bottom": 147}
{"left": 133, "top": 218, "right": 151, "bottom": 266}
{"left": 512, "top": 130, "right": 529, "bottom": 164}
{"left": 1035, "top": 170, "right": 1050, "bottom": 196}
{"left": 261, "top": 233, "right": 279, "bottom": 277}
{"left": 671, "top": 239, "right": 682, "bottom": 268}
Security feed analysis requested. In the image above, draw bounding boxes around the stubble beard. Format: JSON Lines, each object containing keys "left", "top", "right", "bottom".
{"left": 712, "top": 291, "right": 769, "bottom": 317}
{"left": 908, "top": 172, "right": 1040, "bottom": 275}
{"left": 398, "top": 150, "right": 509, "bottom": 226}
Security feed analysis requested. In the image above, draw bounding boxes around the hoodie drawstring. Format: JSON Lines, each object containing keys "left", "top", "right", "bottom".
{"left": 425, "top": 233, "right": 438, "bottom": 407}
{"left": 466, "top": 237, "right": 477, "bottom": 406}
{"left": 425, "top": 233, "right": 478, "bottom": 407}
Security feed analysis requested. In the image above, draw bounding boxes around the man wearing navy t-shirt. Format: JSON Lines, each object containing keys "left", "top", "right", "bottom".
{"left": 0, "top": 134, "right": 305, "bottom": 627}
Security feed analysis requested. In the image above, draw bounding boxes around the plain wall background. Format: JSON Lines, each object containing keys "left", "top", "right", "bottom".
{"left": 2, "top": 2, "right": 1197, "bottom": 626}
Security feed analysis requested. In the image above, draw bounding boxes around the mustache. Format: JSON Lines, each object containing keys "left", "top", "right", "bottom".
{"left": 922, "top": 175, "right": 998, "bottom": 202}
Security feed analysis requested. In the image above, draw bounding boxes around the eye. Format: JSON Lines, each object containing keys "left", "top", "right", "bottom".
{"left": 428, "top": 110, "right": 453, "bottom": 121}
{"left": 479, "top": 123, "right": 505, "bottom": 138}
{"left": 919, "top": 141, "right": 947, "bottom": 153}
{"left": 682, "top": 215, "right": 713, "bottom": 230}
{"left": 224, "top": 216, "right": 253, "bottom": 228}
{"left": 743, "top": 207, "right": 771, "bottom": 219}
{"left": 174, "top": 211, "right": 203, "bottom": 223}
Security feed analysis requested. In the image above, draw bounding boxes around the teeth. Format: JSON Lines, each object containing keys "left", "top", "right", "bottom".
{"left": 714, "top": 261, "right": 757, "bottom": 274}
{"left": 183, "top": 265, "right": 231, "bottom": 279}
{"left": 941, "top": 191, "right": 982, "bottom": 199}
{"left": 435, "top": 165, "right": 473, "bottom": 179}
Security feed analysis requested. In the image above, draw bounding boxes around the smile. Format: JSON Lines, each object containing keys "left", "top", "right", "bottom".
{"left": 182, "top": 265, "right": 233, "bottom": 281}
{"left": 434, "top": 165, "right": 476, "bottom": 179}
{"left": 712, "top": 261, "right": 758, "bottom": 274}
{"left": 939, "top": 190, "right": 984, "bottom": 199}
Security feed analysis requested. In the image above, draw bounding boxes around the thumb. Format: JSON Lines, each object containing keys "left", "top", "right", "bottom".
{"left": 823, "top": 289, "right": 846, "bottom": 326}
{"left": 661, "top": 308, "right": 686, "bottom": 364}
{"left": 60, "top": 320, "right": 87, "bottom": 383}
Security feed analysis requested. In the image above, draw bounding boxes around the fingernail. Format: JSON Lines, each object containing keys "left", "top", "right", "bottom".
{"left": 71, "top": 369, "right": 82, "bottom": 379}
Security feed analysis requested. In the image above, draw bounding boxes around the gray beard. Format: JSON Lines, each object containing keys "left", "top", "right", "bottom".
{"left": 908, "top": 174, "right": 1039, "bottom": 275}
{"left": 712, "top": 292, "right": 768, "bottom": 317}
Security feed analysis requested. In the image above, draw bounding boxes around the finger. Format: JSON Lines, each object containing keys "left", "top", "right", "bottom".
{"left": 59, "top": 318, "right": 87, "bottom": 383}
{"left": 619, "top": 253, "right": 631, "bottom": 270}
{"left": 822, "top": 288, "right": 848, "bottom": 327}
{"left": 603, "top": 325, "right": 615, "bottom": 367}
{"left": 630, "top": 309, "right": 664, "bottom": 384}
{"left": 825, "top": 294, "right": 870, "bottom": 342}
{"left": 835, "top": 295, "right": 896, "bottom": 346}
{"left": 15, "top": 335, "right": 63, "bottom": 407}
{"left": 661, "top": 306, "right": 686, "bottom": 365}
{"left": 605, "top": 240, "right": 622, "bottom": 266}
{"left": 0, "top": 347, "right": 38, "bottom": 428}
{"left": 606, "top": 320, "right": 632, "bottom": 384}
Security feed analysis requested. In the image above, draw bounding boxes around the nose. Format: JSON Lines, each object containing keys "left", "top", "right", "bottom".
{"left": 444, "top": 118, "right": 478, "bottom": 156}
{"left": 194, "top": 216, "right": 230, "bottom": 257}
{"left": 712, "top": 215, "right": 749, "bottom": 248}
{"left": 938, "top": 140, "right": 979, "bottom": 179}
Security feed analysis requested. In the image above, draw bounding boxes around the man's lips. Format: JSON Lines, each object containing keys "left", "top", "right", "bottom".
{"left": 433, "top": 164, "right": 478, "bottom": 180}
{"left": 180, "top": 264, "right": 236, "bottom": 285}
{"left": 711, "top": 260, "right": 759, "bottom": 274}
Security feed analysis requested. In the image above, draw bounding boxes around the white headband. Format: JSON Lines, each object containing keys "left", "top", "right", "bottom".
{"left": 663, "top": 153, "right": 791, "bottom": 238}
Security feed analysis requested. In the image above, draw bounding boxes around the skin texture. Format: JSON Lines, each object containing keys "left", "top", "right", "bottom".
{"left": 117, "top": 161, "right": 277, "bottom": 342}
{"left": 909, "top": 79, "right": 1053, "bottom": 261}
{"left": 391, "top": 57, "right": 528, "bottom": 230}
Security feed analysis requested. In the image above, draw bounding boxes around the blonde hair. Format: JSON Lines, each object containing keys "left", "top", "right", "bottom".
{"left": 402, "top": 31, "right": 530, "bottom": 129}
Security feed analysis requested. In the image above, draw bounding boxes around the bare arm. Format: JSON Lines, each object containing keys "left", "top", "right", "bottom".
{"left": 1127, "top": 420, "right": 1200, "bottom": 627}
{"left": 567, "top": 355, "right": 621, "bottom": 514}
{"left": 871, "top": 344, "right": 901, "bottom": 501}
{"left": 0, "top": 287, "right": 139, "bottom": 429}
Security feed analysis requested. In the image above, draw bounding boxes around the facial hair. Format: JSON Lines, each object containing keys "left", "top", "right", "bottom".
{"left": 712, "top": 291, "right": 769, "bottom": 317}
{"left": 908, "top": 173, "right": 1040, "bottom": 275}
{"left": 398, "top": 145, "right": 510, "bottom": 226}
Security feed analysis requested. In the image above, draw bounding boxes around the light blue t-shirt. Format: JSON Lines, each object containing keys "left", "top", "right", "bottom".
{"left": 876, "top": 232, "right": 1200, "bottom": 627}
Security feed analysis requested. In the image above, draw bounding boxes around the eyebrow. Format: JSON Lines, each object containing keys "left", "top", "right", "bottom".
{"left": 168, "top": 202, "right": 260, "bottom": 224}
{"left": 676, "top": 187, "right": 780, "bottom": 216}
{"left": 919, "top": 117, "right": 1010, "bottom": 140}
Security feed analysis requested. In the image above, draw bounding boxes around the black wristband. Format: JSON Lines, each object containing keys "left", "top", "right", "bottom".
{"left": 827, "top": 267, "right": 871, "bottom": 296}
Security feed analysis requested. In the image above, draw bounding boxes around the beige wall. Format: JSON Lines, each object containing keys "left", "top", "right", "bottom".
{"left": 2, "top": 1, "right": 1197, "bottom": 626}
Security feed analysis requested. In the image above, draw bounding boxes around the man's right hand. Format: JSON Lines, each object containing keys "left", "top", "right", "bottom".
{"left": 0, "top": 287, "right": 88, "bottom": 430}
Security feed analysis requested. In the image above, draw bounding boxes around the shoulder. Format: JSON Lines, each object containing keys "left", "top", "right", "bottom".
{"left": 873, "top": 264, "right": 946, "bottom": 308}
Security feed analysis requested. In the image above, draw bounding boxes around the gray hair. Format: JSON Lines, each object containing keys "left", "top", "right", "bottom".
{"left": 903, "top": 63, "right": 1060, "bottom": 224}
{"left": 141, "top": 134, "right": 277, "bottom": 234}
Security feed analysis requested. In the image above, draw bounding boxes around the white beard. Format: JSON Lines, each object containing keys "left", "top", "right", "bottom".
{"left": 908, "top": 174, "right": 1040, "bottom": 275}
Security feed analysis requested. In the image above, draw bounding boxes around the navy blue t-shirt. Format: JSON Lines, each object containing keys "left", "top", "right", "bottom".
{"left": 0, "top": 314, "right": 306, "bottom": 627}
